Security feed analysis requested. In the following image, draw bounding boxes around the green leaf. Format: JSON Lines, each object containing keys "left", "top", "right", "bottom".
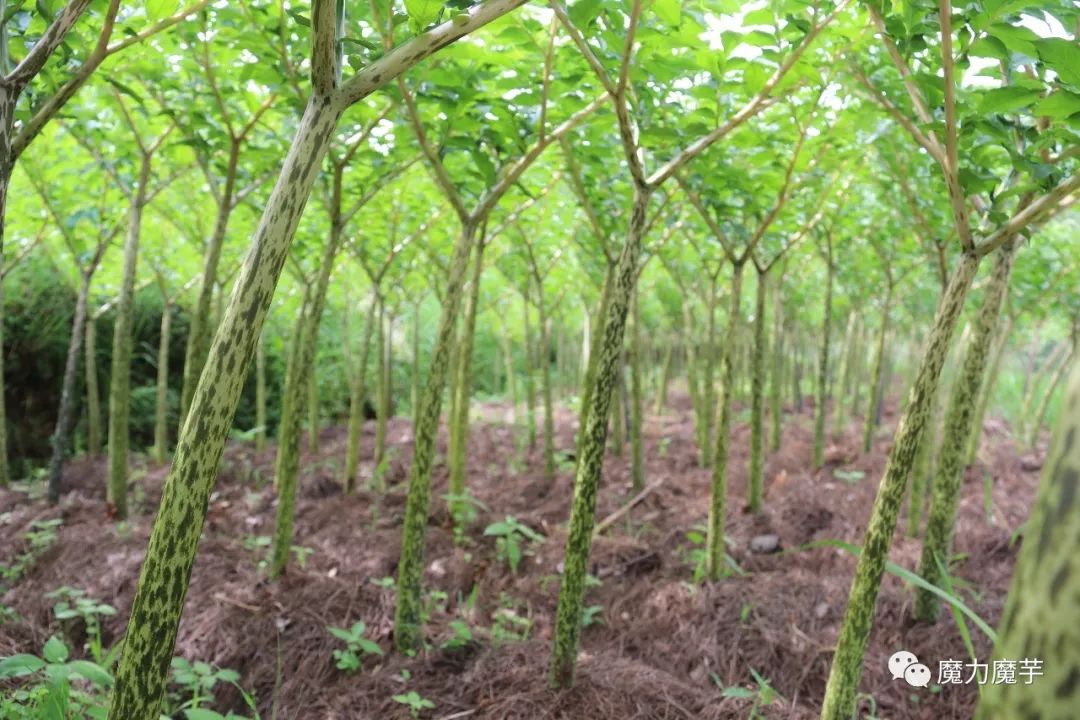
{"left": 1036, "top": 38, "right": 1080, "bottom": 87}
{"left": 146, "top": 0, "right": 179, "bottom": 21}
{"left": 987, "top": 23, "right": 1039, "bottom": 58}
{"left": 721, "top": 686, "right": 756, "bottom": 698}
{"left": 977, "top": 86, "right": 1042, "bottom": 114}
{"left": 1033, "top": 91, "right": 1080, "bottom": 119}
{"left": 653, "top": 0, "right": 680, "bottom": 26}
{"left": 42, "top": 636, "right": 68, "bottom": 664}
{"left": 568, "top": 0, "right": 602, "bottom": 27}
{"left": 64, "top": 660, "right": 113, "bottom": 687}
{"left": 183, "top": 709, "right": 230, "bottom": 720}
{"left": 0, "top": 653, "right": 46, "bottom": 678}
{"left": 404, "top": 0, "right": 442, "bottom": 29}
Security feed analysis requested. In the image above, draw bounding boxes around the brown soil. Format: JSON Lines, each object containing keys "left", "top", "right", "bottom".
{"left": 0, "top": 391, "right": 1042, "bottom": 719}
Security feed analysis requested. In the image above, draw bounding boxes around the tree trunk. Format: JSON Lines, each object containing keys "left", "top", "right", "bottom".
{"left": 523, "top": 286, "right": 537, "bottom": 449}
{"left": 707, "top": 261, "right": 743, "bottom": 580}
{"left": 916, "top": 243, "right": 1016, "bottom": 620}
{"left": 270, "top": 217, "right": 343, "bottom": 578}
{"left": 967, "top": 315, "right": 1012, "bottom": 464}
{"left": 699, "top": 283, "right": 718, "bottom": 467}
{"left": 394, "top": 219, "right": 479, "bottom": 652}
{"left": 1027, "top": 349, "right": 1072, "bottom": 450}
{"left": 411, "top": 302, "right": 420, "bottom": 419}
{"left": 770, "top": 287, "right": 784, "bottom": 452}
{"left": 107, "top": 157, "right": 151, "bottom": 520}
{"left": 610, "top": 353, "right": 625, "bottom": 454}
{"left": 654, "top": 337, "right": 672, "bottom": 414}
{"left": 833, "top": 312, "right": 856, "bottom": 436}
{"left": 255, "top": 331, "right": 267, "bottom": 452}
{"left": 540, "top": 302, "right": 556, "bottom": 482}
{"left": 748, "top": 268, "right": 767, "bottom": 513}
{"left": 975, "top": 355, "right": 1080, "bottom": 719}
{"left": 820, "top": 252, "right": 979, "bottom": 720}
{"left": 85, "top": 317, "right": 101, "bottom": 456}
{"left": 630, "top": 286, "right": 644, "bottom": 491}
{"left": 153, "top": 304, "right": 172, "bottom": 464}
{"left": 46, "top": 270, "right": 94, "bottom": 502}
{"left": 307, "top": 362, "right": 320, "bottom": 454}
{"left": 550, "top": 189, "right": 647, "bottom": 689}
{"left": 448, "top": 237, "right": 487, "bottom": 507}
{"left": 179, "top": 141, "right": 239, "bottom": 426}
{"left": 343, "top": 295, "right": 378, "bottom": 492}
{"left": 576, "top": 266, "right": 614, "bottom": 466}
{"left": 108, "top": 3, "right": 531, "bottom": 707}
{"left": 863, "top": 283, "right": 893, "bottom": 453}
{"left": 814, "top": 249, "right": 833, "bottom": 469}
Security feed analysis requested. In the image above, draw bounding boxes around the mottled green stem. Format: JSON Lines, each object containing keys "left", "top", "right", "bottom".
{"left": 821, "top": 252, "right": 979, "bottom": 720}
{"left": 85, "top": 318, "right": 101, "bottom": 456}
{"left": 967, "top": 315, "right": 1012, "bottom": 465}
{"left": 576, "top": 266, "right": 614, "bottom": 465}
{"left": 551, "top": 189, "right": 647, "bottom": 688}
{"left": 770, "top": 285, "right": 784, "bottom": 452}
{"left": 630, "top": 285, "right": 644, "bottom": 491}
{"left": 708, "top": 261, "right": 743, "bottom": 580}
{"left": 813, "top": 241, "right": 833, "bottom": 469}
{"left": 748, "top": 267, "right": 767, "bottom": 512}
{"left": 975, "top": 355, "right": 1080, "bottom": 719}
{"left": 1028, "top": 350, "right": 1072, "bottom": 450}
{"left": 833, "top": 312, "right": 856, "bottom": 437}
{"left": 307, "top": 362, "right": 320, "bottom": 454}
{"left": 523, "top": 285, "right": 537, "bottom": 449}
{"left": 449, "top": 237, "right": 487, "bottom": 508}
{"left": 916, "top": 243, "right": 1015, "bottom": 620}
{"left": 107, "top": 154, "right": 152, "bottom": 520}
{"left": 343, "top": 294, "right": 377, "bottom": 492}
{"left": 153, "top": 304, "right": 172, "bottom": 464}
{"left": 395, "top": 220, "right": 478, "bottom": 652}
{"left": 863, "top": 282, "right": 893, "bottom": 453}
{"left": 654, "top": 336, "right": 672, "bottom": 414}
{"left": 255, "top": 331, "right": 266, "bottom": 452}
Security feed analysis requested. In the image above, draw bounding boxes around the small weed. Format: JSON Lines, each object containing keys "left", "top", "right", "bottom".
{"left": 484, "top": 516, "right": 545, "bottom": 574}
{"left": 47, "top": 587, "right": 116, "bottom": 665}
{"left": 0, "top": 634, "right": 112, "bottom": 719}
{"left": 392, "top": 690, "right": 435, "bottom": 718}
{"left": 443, "top": 490, "right": 490, "bottom": 544}
{"left": 833, "top": 469, "right": 865, "bottom": 485}
{"left": 713, "top": 667, "right": 785, "bottom": 719}
{"left": 326, "top": 621, "right": 383, "bottom": 672}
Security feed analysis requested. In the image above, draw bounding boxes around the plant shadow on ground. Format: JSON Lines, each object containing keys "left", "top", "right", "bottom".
{"left": 0, "top": 391, "right": 1042, "bottom": 719}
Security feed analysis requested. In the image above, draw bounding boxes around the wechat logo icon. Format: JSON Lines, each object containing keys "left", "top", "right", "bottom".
{"left": 889, "top": 650, "right": 931, "bottom": 688}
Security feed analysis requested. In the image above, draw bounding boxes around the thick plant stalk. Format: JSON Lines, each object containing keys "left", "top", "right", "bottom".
{"left": 449, "top": 237, "right": 487, "bottom": 508}
{"left": 394, "top": 220, "right": 478, "bottom": 652}
{"left": 610, "top": 356, "right": 625, "bottom": 454}
{"left": 46, "top": 268, "right": 96, "bottom": 502}
{"left": 833, "top": 312, "right": 856, "bottom": 436}
{"left": 653, "top": 338, "right": 672, "bottom": 414}
{"left": 106, "top": 157, "right": 151, "bottom": 520}
{"left": 109, "top": 4, "right": 530, "bottom": 712}
{"left": 967, "top": 315, "right": 1012, "bottom": 464}
{"left": 85, "top": 318, "right": 101, "bottom": 456}
{"left": 255, "top": 331, "right": 266, "bottom": 452}
{"left": 153, "top": 305, "right": 172, "bottom": 464}
{"left": 410, "top": 303, "right": 420, "bottom": 417}
{"left": 770, "top": 288, "right": 784, "bottom": 452}
{"left": 576, "top": 267, "right": 614, "bottom": 465}
{"left": 748, "top": 269, "right": 767, "bottom": 512}
{"left": 813, "top": 246, "right": 833, "bottom": 468}
{"left": 540, "top": 306, "right": 556, "bottom": 480}
{"left": 699, "top": 283, "right": 719, "bottom": 467}
{"left": 179, "top": 142, "right": 239, "bottom": 425}
{"left": 523, "top": 286, "right": 537, "bottom": 449}
{"left": 915, "top": 243, "right": 1016, "bottom": 620}
{"left": 271, "top": 223, "right": 342, "bottom": 578}
{"left": 307, "top": 368, "right": 320, "bottom": 454}
{"left": 821, "top": 252, "right": 979, "bottom": 720}
{"left": 376, "top": 313, "right": 393, "bottom": 466}
{"left": 1027, "top": 351, "right": 1071, "bottom": 449}
{"left": 343, "top": 295, "right": 377, "bottom": 491}
{"left": 863, "top": 283, "right": 893, "bottom": 452}
{"left": 975, "top": 355, "right": 1080, "bottom": 718}
{"left": 630, "top": 286, "right": 644, "bottom": 491}
{"left": 707, "top": 261, "right": 743, "bottom": 580}
{"left": 551, "top": 189, "right": 647, "bottom": 689}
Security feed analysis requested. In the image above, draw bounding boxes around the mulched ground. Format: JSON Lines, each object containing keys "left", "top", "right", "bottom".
{"left": 0, "top": 388, "right": 1045, "bottom": 719}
